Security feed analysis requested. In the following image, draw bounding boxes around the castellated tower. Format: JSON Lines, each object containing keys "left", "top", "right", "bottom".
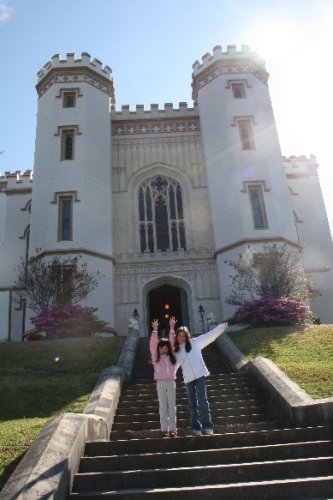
{"left": 30, "top": 53, "right": 115, "bottom": 328}
{"left": 192, "top": 45, "right": 300, "bottom": 320}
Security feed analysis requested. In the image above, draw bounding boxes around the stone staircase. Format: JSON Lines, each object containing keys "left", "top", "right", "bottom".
{"left": 69, "top": 339, "right": 333, "bottom": 498}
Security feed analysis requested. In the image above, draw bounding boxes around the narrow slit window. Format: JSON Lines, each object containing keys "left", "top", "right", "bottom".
{"left": 55, "top": 265, "right": 74, "bottom": 305}
{"left": 59, "top": 197, "right": 73, "bottom": 240}
{"left": 237, "top": 119, "right": 255, "bottom": 150}
{"left": 248, "top": 185, "right": 268, "bottom": 229}
{"left": 61, "top": 129, "right": 75, "bottom": 160}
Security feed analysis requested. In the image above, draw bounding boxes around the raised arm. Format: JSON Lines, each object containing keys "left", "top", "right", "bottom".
{"left": 168, "top": 316, "right": 177, "bottom": 349}
{"left": 149, "top": 319, "right": 159, "bottom": 363}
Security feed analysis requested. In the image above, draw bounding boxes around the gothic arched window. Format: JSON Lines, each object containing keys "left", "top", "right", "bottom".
{"left": 139, "top": 175, "right": 186, "bottom": 253}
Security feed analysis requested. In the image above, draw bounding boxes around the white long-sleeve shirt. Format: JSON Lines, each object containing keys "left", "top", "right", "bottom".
{"left": 173, "top": 323, "right": 227, "bottom": 384}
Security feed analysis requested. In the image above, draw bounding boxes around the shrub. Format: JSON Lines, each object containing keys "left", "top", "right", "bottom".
{"left": 30, "top": 304, "right": 109, "bottom": 339}
{"left": 25, "top": 331, "right": 46, "bottom": 341}
{"left": 233, "top": 295, "right": 313, "bottom": 327}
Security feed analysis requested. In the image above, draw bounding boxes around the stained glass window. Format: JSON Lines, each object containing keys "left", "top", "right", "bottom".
{"left": 139, "top": 175, "right": 186, "bottom": 253}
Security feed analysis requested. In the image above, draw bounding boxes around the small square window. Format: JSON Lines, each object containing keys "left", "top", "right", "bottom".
{"left": 231, "top": 82, "right": 245, "bottom": 98}
{"left": 63, "top": 92, "right": 76, "bottom": 108}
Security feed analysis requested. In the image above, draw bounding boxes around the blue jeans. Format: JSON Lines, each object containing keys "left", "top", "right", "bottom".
{"left": 185, "top": 376, "right": 213, "bottom": 432}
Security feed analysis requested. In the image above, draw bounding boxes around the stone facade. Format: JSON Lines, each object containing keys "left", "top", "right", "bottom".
{"left": 1, "top": 45, "right": 332, "bottom": 341}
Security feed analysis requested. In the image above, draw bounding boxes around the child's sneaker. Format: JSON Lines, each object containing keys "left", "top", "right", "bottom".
{"left": 192, "top": 429, "right": 202, "bottom": 436}
{"left": 169, "top": 430, "right": 177, "bottom": 438}
{"left": 161, "top": 431, "right": 169, "bottom": 438}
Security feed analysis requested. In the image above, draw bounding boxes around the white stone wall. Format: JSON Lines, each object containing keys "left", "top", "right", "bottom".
{"left": 285, "top": 156, "right": 333, "bottom": 322}
{"left": 196, "top": 72, "right": 298, "bottom": 250}
{"left": 0, "top": 190, "right": 7, "bottom": 285}
{"left": 0, "top": 291, "right": 9, "bottom": 341}
{"left": 77, "top": 254, "right": 114, "bottom": 327}
{"left": 0, "top": 187, "right": 31, "bottom": 286}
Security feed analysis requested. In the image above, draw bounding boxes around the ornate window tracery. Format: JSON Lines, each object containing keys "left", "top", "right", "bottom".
{"left": 138, "top": 175, "right": 186, "bottom": 253}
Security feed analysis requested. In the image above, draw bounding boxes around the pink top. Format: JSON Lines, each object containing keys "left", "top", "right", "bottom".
{"left": 149, "top": 330, "right": 179, "bottom": 380}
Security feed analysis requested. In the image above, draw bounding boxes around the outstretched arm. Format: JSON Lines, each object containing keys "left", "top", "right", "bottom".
{"left": 194, "top": 322, "right": 229, "bottom": 350}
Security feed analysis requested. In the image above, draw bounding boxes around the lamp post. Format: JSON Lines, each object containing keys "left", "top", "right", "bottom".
{"left": 132, "top": 308, "right": 139, "bottom": 321}
{"left": 198, "top": 304, "right": 205, "bottom": 334}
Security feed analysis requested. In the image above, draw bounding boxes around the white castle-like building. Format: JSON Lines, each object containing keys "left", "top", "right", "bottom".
{"left": 1, "top": 45, "right": 333, "bottom": 341}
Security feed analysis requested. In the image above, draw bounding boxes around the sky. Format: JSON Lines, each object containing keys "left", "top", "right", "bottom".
{"left": 1, "top": 0, "right": 333, "bottom": 237}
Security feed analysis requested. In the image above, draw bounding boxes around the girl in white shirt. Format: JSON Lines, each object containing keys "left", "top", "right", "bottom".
{"left": 170, "top": 318, "right": 228, "bottom": 436}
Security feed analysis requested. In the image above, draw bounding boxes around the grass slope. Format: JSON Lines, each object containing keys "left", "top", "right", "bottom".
{"left": 0, "top": 337, "right": 124, "bottom": 490}
{"left": 227, "top": 325, "right": 333, "bottom": 399}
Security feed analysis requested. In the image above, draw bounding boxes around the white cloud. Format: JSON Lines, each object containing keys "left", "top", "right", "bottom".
{"left": 0, "top": 3, "right": 15, "bottom": 23}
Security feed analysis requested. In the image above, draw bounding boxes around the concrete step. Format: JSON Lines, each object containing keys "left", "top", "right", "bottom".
{"left": 125, "top": 372, "right": 251, "bottom": 385}
{"left": 117, "top": 390, "right": 268, "bottom": 405}
{"left": 86, "top": 425, "right": 333, "bottom": 456}
{"left": 115, "top": 399, "right": 268, "bottom": 414}
{"left": 109, "top": 421, "right": 281, "bottom": 440}
{"left": 71, "top": 456, "right": 333, "bottom": 492}
{"left": 69, "top": 476, "right": 333, "bottom": 499}
{"left": 121, "top": 381, "right": 260, "bottom": 395}
{"left": 112, "top": 412, "right": 276, "bottom": 431}
{"left": 114, "top": 404, "right": 269, "bottom": 421}
{"left": 79, "top": 440, "right": 333, "bottom": 473}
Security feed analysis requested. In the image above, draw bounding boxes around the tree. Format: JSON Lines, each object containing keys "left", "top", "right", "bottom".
{"left": 15, "top": 252, "right": 103, "bottom": 314}
{"left": 224, "top": 243, "right": 319, "bottom": 306}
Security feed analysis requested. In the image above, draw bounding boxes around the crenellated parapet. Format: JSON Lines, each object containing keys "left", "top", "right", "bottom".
{"left": 0, "top": 170, "right": 33, "bottom": 194}
{"left": 283, "top": 155, "right": 319, "bottom": 177}
{"left": 36, "top": 52, "right": 115, "bottom": 102}
{"left": 192, "top": 44, "right": 269, "bottom": 100}
{"left": 112, "top": 102, "right": 199, "bottom": 136}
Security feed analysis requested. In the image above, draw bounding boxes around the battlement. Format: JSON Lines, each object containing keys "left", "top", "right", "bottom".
{"left": 113, "top": 102, "right": 198, "bottom": 120}
{"left": 283, "top": 155, "right": 318, "bottom": 176}
{"left": 37, "top": 52, "right": 112, "bottom": 82}
{"left": 191, "top": 44, "right": 269, "bottom": 100}
{"left": 192, "top": 44, "right": 266, "bottom": 75}
{"left": 0, "top": 170, "right": 33, "bottom": 192}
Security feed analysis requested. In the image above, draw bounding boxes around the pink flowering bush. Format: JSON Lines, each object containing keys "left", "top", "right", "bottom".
{"left": 233, "top": 295, "right": 314, "bottom": 327}
{"left": 30, "top": 304, "right": 108, "bottom": 339}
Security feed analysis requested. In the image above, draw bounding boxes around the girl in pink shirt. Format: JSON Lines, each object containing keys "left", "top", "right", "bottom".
{"left": 150, "top": 318, "right": 179, "bottom": 437}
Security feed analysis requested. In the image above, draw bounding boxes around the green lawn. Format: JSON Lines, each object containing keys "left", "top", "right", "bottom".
{"left": 0, "top": 337, "right": 124, "bottom": 491}
{"left": 227, "top": 325, "right": 333, "bottom": 399}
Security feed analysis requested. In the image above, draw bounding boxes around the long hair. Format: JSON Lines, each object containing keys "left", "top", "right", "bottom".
{"left": 174, "top": 326, "right": 192, "bottom": 353}
{"left": 157, "top": 337, "right": 176, "bottom": 364}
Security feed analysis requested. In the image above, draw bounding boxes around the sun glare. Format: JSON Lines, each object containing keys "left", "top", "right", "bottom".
{"left": 242, "top": 7, "right": 333, "bottom": 234}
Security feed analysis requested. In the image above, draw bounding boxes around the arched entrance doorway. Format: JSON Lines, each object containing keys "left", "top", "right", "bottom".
{"left": 147, "top": 284, "right": 189, "bottom": 335}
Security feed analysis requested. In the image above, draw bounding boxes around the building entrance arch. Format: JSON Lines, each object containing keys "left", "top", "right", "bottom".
{"left": 146, "top": 282, "right": 189, "bottom": 336}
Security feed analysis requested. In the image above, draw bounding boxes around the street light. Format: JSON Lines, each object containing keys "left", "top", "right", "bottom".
{"left": 198, "top": 304, "right": 205, "bottom": 334}
{"left": 132, "top": 308, "right": 139, "bottom": 320}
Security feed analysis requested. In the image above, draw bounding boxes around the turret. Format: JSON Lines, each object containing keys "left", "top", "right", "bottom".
{"left": 193, "top": 45, "right": 299, "bottom": 318}
{"left": 30, "top": 52, "right": 115, "bottom": 328}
